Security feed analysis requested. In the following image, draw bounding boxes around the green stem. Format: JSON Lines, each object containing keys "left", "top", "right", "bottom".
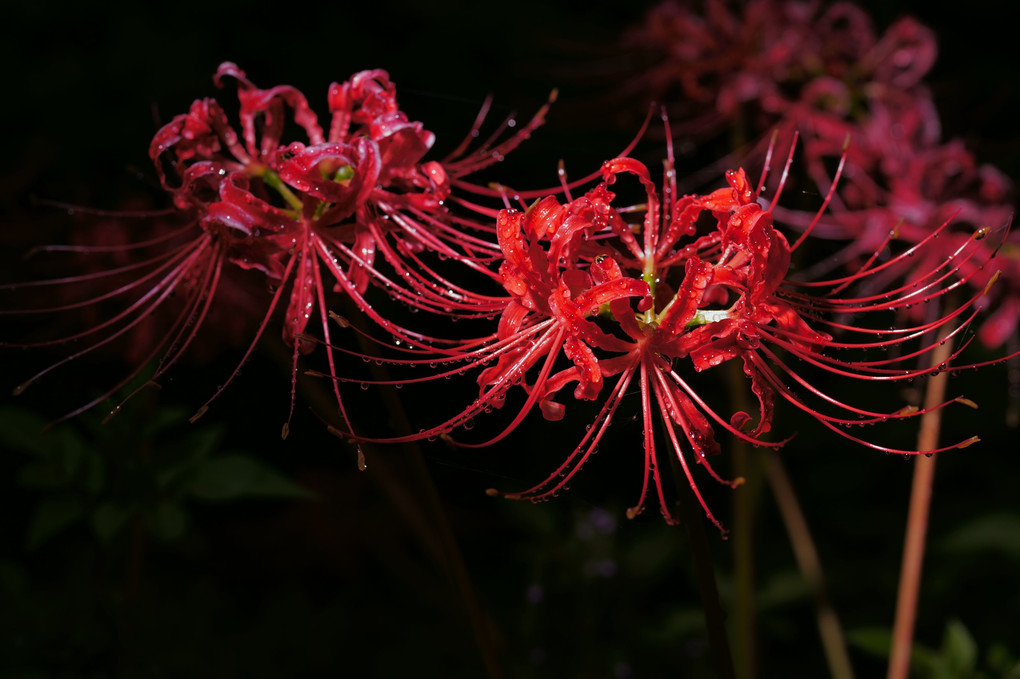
{"left": 732, "top": 441, "right": 758, "bottom": 679}
{"left": 727, "top": 362, "right": 758, "bottom": 679}
{"left": 259, "top": 167, "right": 304, "bottom": 211}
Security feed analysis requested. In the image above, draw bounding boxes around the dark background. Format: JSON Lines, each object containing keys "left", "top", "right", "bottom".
{"left": 1, "top": 1, "right": 1018, "bottom": 677}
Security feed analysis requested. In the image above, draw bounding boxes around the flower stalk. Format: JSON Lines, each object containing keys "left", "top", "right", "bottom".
{"left": 887, "top": 330, "right": 955, "bottom": 679}
{"left": 667, "top": 439, "right": 736, "bottom": 679}
{"left": 764, "top": 452, "right": 856, "bottom": 679}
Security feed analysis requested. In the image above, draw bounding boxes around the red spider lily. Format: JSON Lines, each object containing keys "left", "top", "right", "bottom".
{"left": 4, "top": 63, "right": 550, "bottom": 436}
{"left": 781, "top": 111, "right": 1016, "bottom": 349}
{"left": 330, "top": 134, "right": 1006, "bottom": 530}
{"left": 623, "top": 0, "right": 934, "bottom": 140}
{"left": 623, "top": 0, "right": 1017, "bottom": 351}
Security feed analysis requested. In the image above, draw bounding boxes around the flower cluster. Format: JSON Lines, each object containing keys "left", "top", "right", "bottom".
{"left": 625, "top": 0, "right": 1015, "bottom": 348}
{"left": 5, "top": 43, "right": 1014, "bottom": 529}
{"left": 338, "top": 133, "right": 999, "bottom": 529}
{"left": 625, "top": 0, "right": 934, "bottom": 140}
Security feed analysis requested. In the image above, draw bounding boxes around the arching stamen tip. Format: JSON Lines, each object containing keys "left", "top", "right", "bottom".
{"left": 842, "top": 132, "right": 852, "bottom": 152}
{"left": 440, "top": 432, "right": 456, "bottom": 447}
{"left": 101, "top": 405, "right": 121, "bottom": 425}
{"left": 625, "top": 506, "right": 641, "bottom": 520}
{"left": 304, "top": 369, "right": 326, "bottom": 378}
{"left": 485, "top": 488, "right": 501, "bottom": 497}
{"left": 973, "top": 226, "right": 990, "bottom": 241}
{"left": 732, "top": 476, "right": 746, "bottom": 488}
{"left": 983, "top": 270, "right": 1001, "bottom": 296}
{"left": 955, "top": 396, "right": 979, "bottom": 409}
{"left": 12, "top": 381, "right": 30, "bottom": 396}
{"left": 327, "top": 311, "right": 349, "bottom": 328}
{"left": 146, "top": 380, "right": 162, "bottom": 391}
{"left": 356, "top": 446, "right": 367, "bottom": 471}
{"left": 281, "top": 422, "right": 290, "bottom": 440}
{"left": 894, "top": 405, "right": 919, "bottom": 417}
{"left": 326, "top": 424, "right": 343, "bottom": 439}
{"left": 957, "top": 436, "right": 981, "bottom": 449}
{"left": 548, "top": 88, "right": 559, "bottom": 103}
{"left": 188, "top": 404, "right": 209, "bottom": 423}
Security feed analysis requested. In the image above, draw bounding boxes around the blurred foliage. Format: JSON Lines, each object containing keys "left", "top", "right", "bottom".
{"left": 0, "top": 404, "right": 312, "bottom": 550}
{"left": 850, "top": 620, "right": 1020, "bottom": 679}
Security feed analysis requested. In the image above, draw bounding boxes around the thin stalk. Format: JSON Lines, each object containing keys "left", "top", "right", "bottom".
{"left": 727, "top": 361, "right": 759, "bottom": 679}
{"left": 400, "top": 424, "right": 505, "bottom": 679}
{"left": 668, "top": 449, "right": 736, "bottom": 679}
{"left": 125, "top": 514, "right": 146, "bottom": 601}
{"left": 764, "top": 452, "right": 855, "bottom": 679}
{"left": 318, "top": 302, "right": 504, "bottom": 679}
{"left": 886, "top": 335, "right": 954, "bottom": 679}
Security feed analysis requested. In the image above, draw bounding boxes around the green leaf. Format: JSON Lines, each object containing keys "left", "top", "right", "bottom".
{"left": 942, "top": 619, "right": 977, "bottom": 676}
{"left": 187, "top": 455, "right": 312, "bottom": 502}
{"left": 91, "top": 502, "right": 133, "bottom": 544}
{"left": 0, "top": 557, "right": 27, "bottom": 594}
{"left": 847, "top": 627, "right": 892, "bottom": 659}
{"left": 27, "top": 498, "right": 84, "bottom": 549}
{"left": 141, "top": 405, "right": 191, "bottom": 438}
{"left": 81, "top": 449, "right": 106, "bottom": 494}
{"left": 847, "top": 627, "right": 942, "bottom": 671}
{"left": 155, "top": 425, "right": 228, "bottom": 491}
{"left": 939, "top": 514, "right": 1020, "bottom": 561}
{"left": 756, "top": 569, "right": 809, "bottom": 609}
{"left": 653, "top": 608, "right": 707, "bottom": 640}
{"left": 0, "top": 406, "right": 48, "bottom": 454}
{"left": 49, "top": 427, "right": 86, "bottom": 476}
{"left": 986, "top": 644, "right": 1020, "bottom": 677}
{"left": 177, "top": 424, "right": 225, "bottom": 462}
{"left": 154, "top": 462, "right": 189, "bottom": 491}
{"left": 147, "top": 501, "right": 188, "bottom": 542}
{"left": 16, "top": 461, "right": 67, "bottom": 489}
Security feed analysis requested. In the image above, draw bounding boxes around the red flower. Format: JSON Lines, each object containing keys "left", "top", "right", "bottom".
{"left": 6, "top": 63, "right": 549, "bottom": 435}
{"left": 623, "top": 0, "right": 934, "bottom": 139}
{"left": 622, "top": 1, "right": 1016, "bottom": 351}
{"left": 345, "top": 137, "right": 1004, "bottom": 529}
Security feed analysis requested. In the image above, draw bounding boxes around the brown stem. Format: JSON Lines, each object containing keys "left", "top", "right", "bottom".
{"left": 886, "top": 337, "right": 954, "bottom": 679}
{"left": 887, "top": 455, "right": 937, "bottom": 679}
{"left": 764, "top": 453, "right": 855, "bottom": 679}
{"left": 885, "top": 338, "right": 954, "bottom": 676}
